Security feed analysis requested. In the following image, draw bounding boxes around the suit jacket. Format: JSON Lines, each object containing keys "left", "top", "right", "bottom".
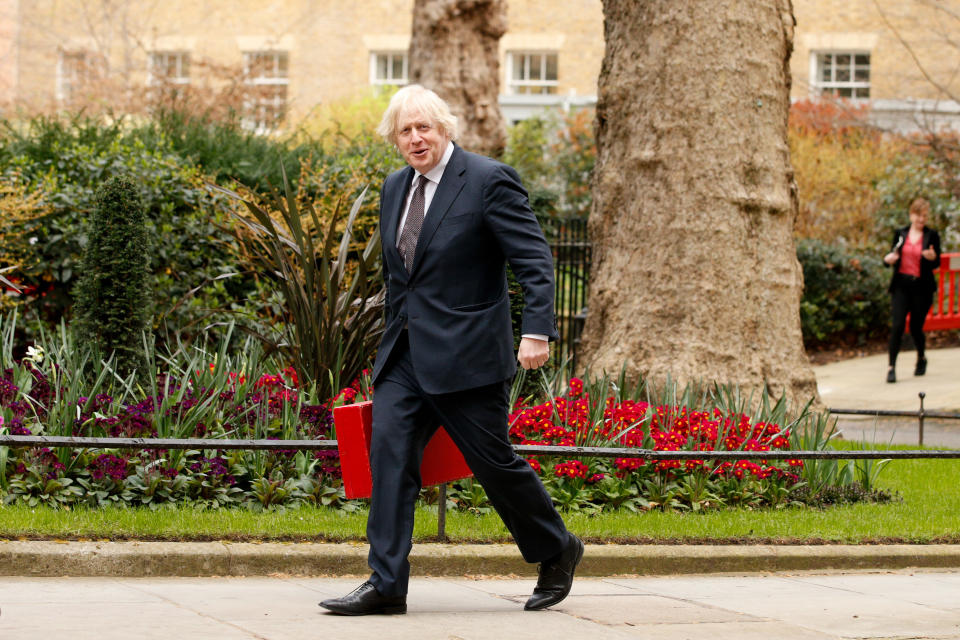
{"left": 372, "top": 144, "right": 559, "bottom": 394}
{"left": 887, "top": 225, "right": 942, "bottom": 294}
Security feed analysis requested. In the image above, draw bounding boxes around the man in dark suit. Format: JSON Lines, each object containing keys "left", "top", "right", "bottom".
{"left": 319, "top": 85, "right": 582, "bottom": 616}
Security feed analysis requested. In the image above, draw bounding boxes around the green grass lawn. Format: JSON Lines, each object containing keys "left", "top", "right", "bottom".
{"left": 2, "top": 445, "right": 958, "bottom": 544}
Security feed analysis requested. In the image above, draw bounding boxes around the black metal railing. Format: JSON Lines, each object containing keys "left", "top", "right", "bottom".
{"left": 540, "top": 215, "right": 591, "bottom": 369}
{"left": 829, "top": 392, "right": 960, "bottom": 446}
{"left": 2, "top": 435, "right": 959, "bottom": 460}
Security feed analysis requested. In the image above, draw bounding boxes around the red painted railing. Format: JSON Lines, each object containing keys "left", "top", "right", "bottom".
{"left": 926, "top": 252, "right": 960, "bottom": 330}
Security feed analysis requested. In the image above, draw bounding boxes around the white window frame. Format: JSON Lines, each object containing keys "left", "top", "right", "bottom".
{"left": 506, "top": 51, "right": 558, "bottom": 95}
{"left": 149, "top": 51, "right": 191, "bottom": 85}
{"left": 370, "top": 51, "right": 408, "bottom": 87}
{"left": 57, "top": 50, "right": 100, "bottom": 104}
{"left": 242, "top": 50, "right": 289, "bottom": 133}
{"left": 811, "top": 51, "right": 871, "bottom": 99}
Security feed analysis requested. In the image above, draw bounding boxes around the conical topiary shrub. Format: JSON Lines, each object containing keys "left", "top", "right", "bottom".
{"left": 74, "top": 174, "right": 151, "bottom": 378}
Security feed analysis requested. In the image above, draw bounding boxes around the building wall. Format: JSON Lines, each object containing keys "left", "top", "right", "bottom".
{"left": 502, "top": 0, "right": 602, "bottom": 98}
{"left": 0, "top": 0, "right": 18, "bottom": 100}
{"left": 0, "top": 0, "right": 957, "bottom": 128}
{"left": 1, "top": 0, "right": 602, "bottom": 123}
{"left": 792, "top": 0, "right": 960, "bottom": 101}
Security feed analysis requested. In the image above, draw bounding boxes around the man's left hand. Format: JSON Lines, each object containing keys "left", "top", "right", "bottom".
{"left": 518, "top": 337, "right": 550, "bottom": 370}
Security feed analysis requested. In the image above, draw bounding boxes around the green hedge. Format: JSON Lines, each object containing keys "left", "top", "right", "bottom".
{"left": 797, "top": 239, "right": 890, "bottom": 347}
{"left": 1, "top": 122, "right": 247, "bottom": 341}
{"left": 0, "top": 113, "right": 401, "bottom": 349}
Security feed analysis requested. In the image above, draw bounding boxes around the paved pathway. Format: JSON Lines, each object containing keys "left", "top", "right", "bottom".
{"left": 813, "top": 347, "right": 960, "bottom": 447}
{"left": 3, "top": 572, "right": 959, "bottom": 640}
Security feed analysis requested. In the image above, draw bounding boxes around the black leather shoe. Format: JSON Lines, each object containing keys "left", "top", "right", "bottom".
{"left": 915, "top": 358, "right": 927, "bottom": 376}
{"left": 525, "top": 533, "right": 584, "bottom": 611}
{"left": 886, "top": 368, "right": 896, "bottom": 383}
{"left": 319, "top": 581, "right": 406, "bottom": 616}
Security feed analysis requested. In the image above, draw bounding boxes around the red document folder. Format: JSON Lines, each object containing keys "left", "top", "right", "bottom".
{"left": 333, "top": 401, "right": 474, "bottom": 499}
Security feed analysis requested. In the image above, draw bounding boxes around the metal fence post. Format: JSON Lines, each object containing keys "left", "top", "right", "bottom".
{"left": 437, "top": 482, "right": 447, "bottom": 541}
{"left": 918, "top": 392, "right": 926, "bottom": 447}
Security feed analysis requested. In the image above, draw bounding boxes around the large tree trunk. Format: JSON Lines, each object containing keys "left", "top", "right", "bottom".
{"left": 408, "top": 0, "right": 507, "bottom": 158}
{"left": 579, "top": 0, "right": 818, "bottom": 404}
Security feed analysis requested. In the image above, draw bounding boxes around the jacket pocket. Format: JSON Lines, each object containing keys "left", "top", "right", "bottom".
{"left": 452, "top": 299, "right": 499, "bottom": 312}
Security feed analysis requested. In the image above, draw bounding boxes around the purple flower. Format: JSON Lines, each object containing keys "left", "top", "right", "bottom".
{"left": 88, "top": 454, "right": 129, "bottom": 481}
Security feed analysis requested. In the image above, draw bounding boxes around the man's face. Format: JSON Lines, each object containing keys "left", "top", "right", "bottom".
{"left": 396, "top": 110, "right": 450, "bottom": 174}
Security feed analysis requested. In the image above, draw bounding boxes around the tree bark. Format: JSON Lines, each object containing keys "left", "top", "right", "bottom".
{"left": 409, "top": 0, "right": 507, "bottom": 158}
{"left": 580, "top": 0, "right": 819, "bottom": 404}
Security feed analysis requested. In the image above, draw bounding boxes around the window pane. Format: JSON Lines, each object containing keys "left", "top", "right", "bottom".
{"left": 545, "top": 54, "right": 558, "bottom": 81}
{"left": 818, "top": 54, "right": 832, "bottom": 82}
{"left": 837, "top": 87, "right": 852, "bottom": 98}
{"left": 180, "top": 54, "right": 190, "bottom": 79}
{"left": 836, "top": 54, "right": 850, "bottom": 67}
{"left": 854, "top": 67, "right": 869, "bottom": 82}
{"left": 529, "top": 54, "right": 542, "bottom": 80}
{"left": 512, "top": 54, "right": 524, "bottom": 81}
{"left": 836, "top": 66, "right": 850, "bottom": 82}
{"left": 859, "top": 87, "right": 870, "bottom": 98}
{"left": 377, "top": 54, "right": 388, "bottom": 79}
{"left": 392, "top": 55, "right": 404, "bottom": 80}
{"left": 277, "top": 53, "right": 288, "bottom": 77}
{"left": 855, "top": 54, "right": 869, "bottom": 66}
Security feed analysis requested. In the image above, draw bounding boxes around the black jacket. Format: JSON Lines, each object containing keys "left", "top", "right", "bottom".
{"left": 887, "top": 225, "right": 942, "bottom": 294}
{"left": 373, "top": 144, "right": 559, "bottom": 394}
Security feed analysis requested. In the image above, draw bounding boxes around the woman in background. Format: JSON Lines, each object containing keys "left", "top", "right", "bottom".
{"left": 883, "top": 197, "right": 941, "bottom": 383}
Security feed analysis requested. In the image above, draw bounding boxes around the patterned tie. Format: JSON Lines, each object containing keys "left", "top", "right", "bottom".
{"left": 398, "top": 175, "right": 427, "bottom": 272}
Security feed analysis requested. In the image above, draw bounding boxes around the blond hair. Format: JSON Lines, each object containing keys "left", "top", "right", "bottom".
{"left": 377, "top": 85, "right": 459, "bottom": 144}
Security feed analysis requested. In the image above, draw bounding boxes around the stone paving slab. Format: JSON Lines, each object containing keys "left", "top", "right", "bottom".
{"left": 3, "top": 572, "right": 959, "bottom": 640}
{"left": 815, "top": 347, "right": 960, "bottom": 413}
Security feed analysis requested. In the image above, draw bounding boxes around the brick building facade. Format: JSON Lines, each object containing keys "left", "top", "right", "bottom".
{"left": 0, "top": 1, "right": 957, "bottom": 130}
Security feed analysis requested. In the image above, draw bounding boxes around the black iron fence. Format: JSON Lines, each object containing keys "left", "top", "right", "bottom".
{"left": 2, "top": 435, "right": 959, "bottom": 460}
{"left": 829, "top": 392, "right": 959, "bottom": 446}
{"left": 539, "top": 215, "right": 591, "bottom": 369}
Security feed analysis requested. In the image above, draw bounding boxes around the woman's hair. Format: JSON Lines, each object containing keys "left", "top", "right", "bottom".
{"left": 377, "top": 84, "right": 459, "bottom": 144}
{"left": 909, "top": 197, "right": 931, "bottom": 215}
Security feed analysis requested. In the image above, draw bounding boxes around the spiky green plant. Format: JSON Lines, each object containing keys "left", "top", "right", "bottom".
{"left": 217, "top": 168, "right": 384, "bottom": 401}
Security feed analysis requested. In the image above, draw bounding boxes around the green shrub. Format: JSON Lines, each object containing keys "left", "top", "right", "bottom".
{"left": 73, "top": 175, "right": 150, "bottom": 376}
{"left": 0, "top": 115, "right": 256, "bottom": 344}
{"left": 874, "top": 144, "right": 960, "bottom": 250}
{"left": 504, "top": 108, "right": 596, "bottom": 219}
{"left": 130, "top": 109, "right": 313, "bottom": 192}
{"left": 797, "top": 239, "right": 890, "bottom": 347}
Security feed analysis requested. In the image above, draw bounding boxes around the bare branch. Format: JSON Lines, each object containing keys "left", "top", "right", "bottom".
{"left": 916, "top": 0, "right": 960, "bottom": 23}
{"left": 871, "top": 0, "right": 960, "bottom": 103}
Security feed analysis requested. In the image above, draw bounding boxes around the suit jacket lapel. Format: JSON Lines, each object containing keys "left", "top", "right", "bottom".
{"left": 381, "top": 166, "right": 415, "bottom": 271}
{"left": 409, "top": 146, "right": 467, "bottom": 276}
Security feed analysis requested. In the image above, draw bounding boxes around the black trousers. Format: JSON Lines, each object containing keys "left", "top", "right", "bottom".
{"left": 366, "top": 333, "right": 568, "bottom": 597}
{"left": 888, "top": 276, "right": 934, "bottom": 367}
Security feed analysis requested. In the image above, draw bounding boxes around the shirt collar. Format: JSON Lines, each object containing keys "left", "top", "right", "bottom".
{"left": 414, "top": 141, "right": 455, "bottom": 185}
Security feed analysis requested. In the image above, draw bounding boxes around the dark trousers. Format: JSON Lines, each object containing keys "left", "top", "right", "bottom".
{"left": 888, "top": 276, "right": 934, "bottom": 367}
{"left": 366, "top": 333, "right": 568, "bottom": 597}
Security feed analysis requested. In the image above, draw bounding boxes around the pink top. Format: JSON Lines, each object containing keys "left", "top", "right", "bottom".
{"left": 899, "top": 234, "right": 923, "bottom": 277}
